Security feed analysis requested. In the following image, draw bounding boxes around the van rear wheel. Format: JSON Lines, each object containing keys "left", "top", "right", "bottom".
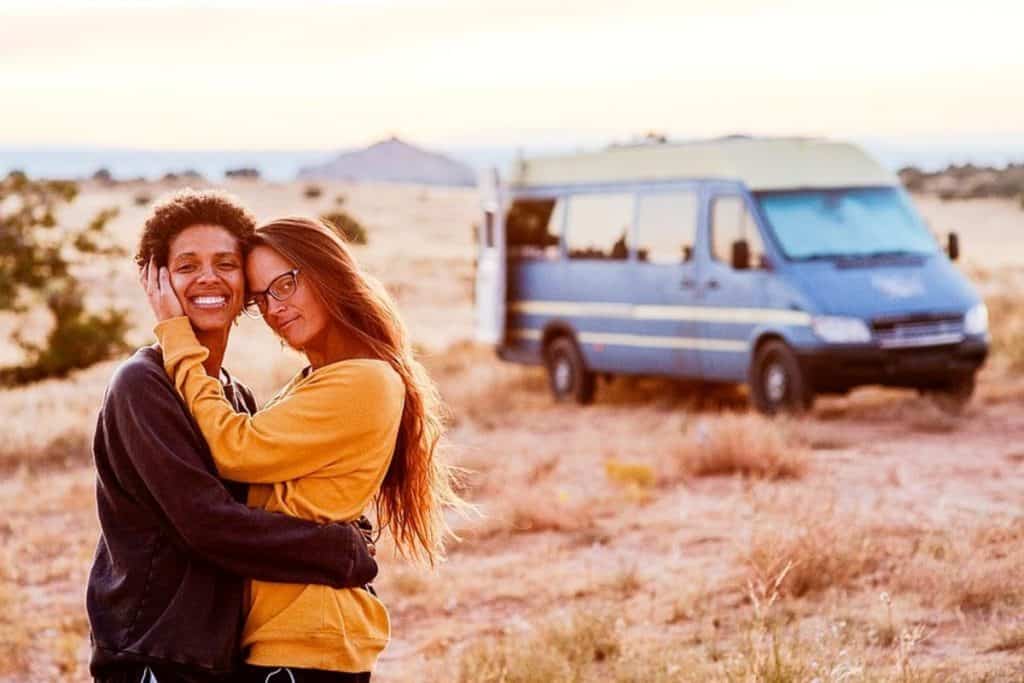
{"left": 544, "top": 336, "right": 596, "bottom": 404}
{"left": 750, "top": 340, "right": 814, "bottom": 416}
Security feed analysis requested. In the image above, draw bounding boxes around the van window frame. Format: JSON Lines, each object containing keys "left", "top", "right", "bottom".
{"left": 633, "top": 184, "right": 702, "bottom": 266}
{"left": 704, "top": 186, "right": 780, "bottom": 271}
{"left": 561, "top": 191, "right": 637, "bottom": 262}
{"left": 504, "top": 196, "right": 565, "bottom": 261}
{"left": 509, "top": 180, "right": 708, "bottom": 264}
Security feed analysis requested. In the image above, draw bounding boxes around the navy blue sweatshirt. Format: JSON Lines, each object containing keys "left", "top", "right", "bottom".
{"left": 87, "top": 347, "right": 377, "bottom": 678}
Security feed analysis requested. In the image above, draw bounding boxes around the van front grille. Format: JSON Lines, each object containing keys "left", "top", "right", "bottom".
{"left": 872, "top": 314, "right": 965, "bottom": 349}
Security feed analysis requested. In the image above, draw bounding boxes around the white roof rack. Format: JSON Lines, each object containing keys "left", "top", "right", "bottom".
{"left": 509, "top": 137, "right": 896, "bottom": 191}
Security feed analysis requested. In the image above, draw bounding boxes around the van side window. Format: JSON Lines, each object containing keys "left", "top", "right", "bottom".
{"left": 635, "top": 191, "right": 698, "bottom": 264}
{"left": 710, "top": 195, "right": 766, "bottom": 268}
{"left": 506, "top": 198, "right": 562, "bottom": 259}
{"left": 565, "top": 193, "right": 633, "bottom": 260}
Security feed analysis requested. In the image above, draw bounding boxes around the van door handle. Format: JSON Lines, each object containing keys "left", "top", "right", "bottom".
{"left": 705, "top": 279, "right": 720, "bottom": 290}
{"left": 681, "top": 278, "right": 696, "bottom": 289}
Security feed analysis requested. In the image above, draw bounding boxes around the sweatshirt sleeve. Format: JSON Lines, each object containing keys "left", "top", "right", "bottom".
{"left": 154, "top": 316, "right": 404, "bottom": 484}
{"left": 105, "top": 358, "right": 377, "bottom": 588}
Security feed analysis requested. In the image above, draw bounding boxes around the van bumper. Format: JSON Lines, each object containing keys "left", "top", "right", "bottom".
{"left": 797, "top": 338, "right": 989, "bottom": 392}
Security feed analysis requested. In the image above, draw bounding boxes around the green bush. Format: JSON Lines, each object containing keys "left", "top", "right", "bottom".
{"left": 0, "top": 284, "right": 132, "bottom": 385}
{"left": 320, "top": 210, "right": 368, "bottom": 245}
{"left": 0, "top": 171, "right": 129, "bottom": 386}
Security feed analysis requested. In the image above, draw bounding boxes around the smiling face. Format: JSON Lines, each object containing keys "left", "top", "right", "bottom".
{"left": 166, "top": 224, "right": 245, "bottom": 332}
{"left": 246, "top": 244, "right": 331, "bottom": 350}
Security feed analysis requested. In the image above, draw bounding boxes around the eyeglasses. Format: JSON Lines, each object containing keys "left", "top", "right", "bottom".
{"left": 243, "top": 268, "right": 300, "bottom": 318}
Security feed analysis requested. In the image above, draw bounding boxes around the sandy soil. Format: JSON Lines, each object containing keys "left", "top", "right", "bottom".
{"left": 1, "top": 182, "right": 1022, "bottom": 681}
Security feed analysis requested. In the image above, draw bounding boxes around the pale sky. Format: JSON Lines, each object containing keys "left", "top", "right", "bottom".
{"left": 2, "top": 0, "right": 1023, "bottom": 149}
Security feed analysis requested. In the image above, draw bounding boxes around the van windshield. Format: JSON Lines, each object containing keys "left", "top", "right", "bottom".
{"left": 754, "top": 187, "right": 939, "bottom": 261}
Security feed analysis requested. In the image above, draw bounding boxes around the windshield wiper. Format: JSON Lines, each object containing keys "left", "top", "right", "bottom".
{"left": 792, "top": 250, "right": 931, "bottom": 263}
{"left": 792, "top": 252, "right": 842, "bottom": 262}
{"left": 851, "top": 250, "right": 927, "bottom": 259}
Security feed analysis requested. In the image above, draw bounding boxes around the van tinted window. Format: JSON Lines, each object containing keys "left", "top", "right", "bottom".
{"left": 711, "top": 195, "right": 766, "bottom": 268}
{"left": 566, "top": 193, "right": 633, "bottom": 260}
{"left": 636, "top": 191, "right": 698, "bottom": 264}
{"left": 506, "top": 198, "right": 562, "bottom": 258}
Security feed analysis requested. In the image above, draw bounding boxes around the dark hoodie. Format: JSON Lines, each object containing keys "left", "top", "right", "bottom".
{"left": 87, "top": 346, "right": 377, "bottom": 679}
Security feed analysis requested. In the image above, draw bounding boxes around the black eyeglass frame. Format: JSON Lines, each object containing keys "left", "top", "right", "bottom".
{"left": 243, "top": 268, "right": 300, "bottom": 318}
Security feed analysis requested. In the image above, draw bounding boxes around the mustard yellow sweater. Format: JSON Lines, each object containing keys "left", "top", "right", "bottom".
{"left": 154, "top": 317, "right": 404, "bottom": 673}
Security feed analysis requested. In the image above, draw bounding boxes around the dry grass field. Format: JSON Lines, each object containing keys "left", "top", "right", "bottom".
{"left": 1, "top": 180, "right": 1022, "bottom": 682}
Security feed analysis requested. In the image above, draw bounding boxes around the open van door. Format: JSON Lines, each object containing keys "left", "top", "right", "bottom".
{"left": 474, "top": 168, "right": 507, "bottom": 345}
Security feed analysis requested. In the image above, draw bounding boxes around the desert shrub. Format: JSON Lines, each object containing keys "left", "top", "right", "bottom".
{"left": 675, "top": 413, "right": 807, "bottom": 480}
{"left": 320, "top": 210, "right": 368, "bottom": 245}
{"left": 0, "top": 171, "right": 129, "bottom": 386}
{"left": 457, "top": 610, "right": 620, "bottom": 683}
{"left": 896, "top": 518, "right": 1024, "bottom": 613}
{"left": 742, "top": 496, "right": 887, "bottom": 599}
{"left": 225, "top": 167, "right": 260, "bottom": 179}
{"left": 133, "top": 191, "right": 152, "bottom": 206}
{"left": 334, "top": 193, "right": 347, "bottom": 206}
{"left": 985, "top": 621, "right": 1024, "bottom": 653}
{"left": 0, "top": 286, "right": 131, "bottom": 386}
{"left": 91, "top": 167, "right": 113, "bottom": 184}
{"left": 986, "top": 295, "right": 1024, "bottom": 371}
{"left": 744, "top": 520, "right": 881, "bottom": 600}
{"left": 898, "top": 166, "right": 928, "bottom": 192}
{"left": 303, "top": 184, "right": 323, "bottom": 199}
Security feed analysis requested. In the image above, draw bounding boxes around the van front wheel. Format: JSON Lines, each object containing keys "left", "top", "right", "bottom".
{"left": 922, "top": 372, "right": 976, "bottom": 415}
{"left": 544, "top": 336, "right": 596, "bottom": 404}
{"left": 750, "top": 340, "right": 814, "bottom": 416}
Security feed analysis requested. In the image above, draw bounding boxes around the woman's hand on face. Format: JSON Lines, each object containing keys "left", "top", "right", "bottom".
{"left": 140, "top": 257, "right": 185, "bottom": 322}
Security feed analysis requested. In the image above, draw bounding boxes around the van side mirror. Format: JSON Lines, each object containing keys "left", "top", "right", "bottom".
{"left": 947, "top": 232, "right": 960, "bottom": 261}
{"left": 732, "top": 239, "right": 750, "bottom": 270}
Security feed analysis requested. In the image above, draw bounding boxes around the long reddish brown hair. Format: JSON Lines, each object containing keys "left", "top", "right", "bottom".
{"left": 251, "top": 216, "right": 464, "bottom": 563}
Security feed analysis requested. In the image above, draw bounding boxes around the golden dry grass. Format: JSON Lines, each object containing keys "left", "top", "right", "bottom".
{"left": 894, "top": 518, "right": 1024, "bottom": 614}
{"left": 675, "top": 413, "right": 809, "bottom": 480}
{"left": 456, "top": 610, "right": 621, "bottom": 683}
{"left": 743, "top": 507, "right": 884, "bottom": 600}
{"left": 3, "top": 183, "right": 1024, "bottom": 682}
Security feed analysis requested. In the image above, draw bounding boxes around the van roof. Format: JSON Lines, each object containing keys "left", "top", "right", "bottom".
{"left": 508, "top": 137, "right": 897, "bottom": 191}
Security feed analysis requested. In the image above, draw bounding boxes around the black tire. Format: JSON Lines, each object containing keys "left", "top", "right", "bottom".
{"left": 544, "top": 336, "right": 596, "bottom": 404}
{"left": 749, "top": 340, "right": 814, "bottom": 416}
{"left": 923, "top": 372, "right": 976, "bottom": 415}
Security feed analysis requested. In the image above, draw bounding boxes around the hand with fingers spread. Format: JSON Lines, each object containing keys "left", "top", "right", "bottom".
{"left": 140, "top": 257, "right": 186, "bottom": 322}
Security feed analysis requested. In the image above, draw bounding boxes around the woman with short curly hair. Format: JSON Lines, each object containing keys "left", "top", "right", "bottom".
{"left": 88, "top": 191, "right": 376, "bottom": 683}
{"left": 145, "top": 215, "right": 466, "bottom": 682}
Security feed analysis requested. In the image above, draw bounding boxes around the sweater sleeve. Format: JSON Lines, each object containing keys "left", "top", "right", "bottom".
{"left": 105, "top": 358, "right": 377, "bottom": 588}
{"left": 154, "top": 316, "right": 404, "bottom": 484}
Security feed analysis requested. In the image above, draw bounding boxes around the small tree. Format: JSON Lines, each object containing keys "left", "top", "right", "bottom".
{"left": 0, "top": 171, "right": 131, "bottom": 386}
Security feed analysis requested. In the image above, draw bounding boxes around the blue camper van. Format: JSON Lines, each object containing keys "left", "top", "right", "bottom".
{"left": 474, "top": 138, "right": 989, "bottom": 414}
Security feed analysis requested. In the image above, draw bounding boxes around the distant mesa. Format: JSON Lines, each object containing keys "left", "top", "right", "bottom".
{"left": 298, "top": 137, "right": 476, "bottom": 187}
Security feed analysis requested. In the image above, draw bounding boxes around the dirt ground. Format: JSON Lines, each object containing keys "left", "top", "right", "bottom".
{"left": 1, "top": 181, "right": 1022, "bottom": 681}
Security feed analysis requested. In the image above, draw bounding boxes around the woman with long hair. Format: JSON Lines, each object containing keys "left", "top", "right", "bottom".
{"left": 143, "top": 216, "right": 464, "bottom": 682}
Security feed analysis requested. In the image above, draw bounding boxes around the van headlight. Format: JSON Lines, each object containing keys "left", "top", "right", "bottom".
{"left": 812, "top": 316, "right": 872, "bottom": 344}
{"left": 964, "top": 303, "right": 989, "bottom": 336}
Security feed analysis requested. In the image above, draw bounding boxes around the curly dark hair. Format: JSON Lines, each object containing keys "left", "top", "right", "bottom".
{"left": 134, "top": 188, "right": 257, "bottom": 268}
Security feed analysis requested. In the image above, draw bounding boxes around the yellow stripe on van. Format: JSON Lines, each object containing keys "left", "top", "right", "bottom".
{"left": 511, "top": 301, "right": 633, "bottom": 318}
{"left": 509, "top": 300, "right": 810, "bottom": 326}
{"left": 511, "top": 328, "right": 543, "bottom": 340}
{"left": 509, "top": 328, "right": 748, "bottom": 352}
